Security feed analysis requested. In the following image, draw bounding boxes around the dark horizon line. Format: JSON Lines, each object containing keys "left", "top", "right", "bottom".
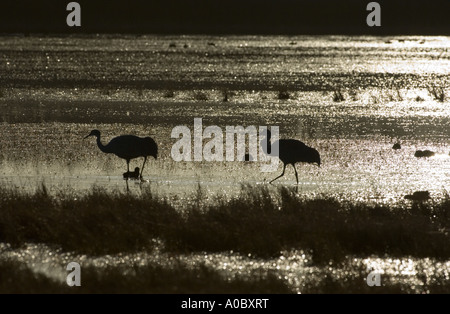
{"left": 1, "top": 29, "right": 449, "bottom": 36}
{"left": 1, "top": 0, "right": 449, "bottom": 36}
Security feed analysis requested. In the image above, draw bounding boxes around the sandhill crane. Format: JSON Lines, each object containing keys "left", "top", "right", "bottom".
{"left": 84, "top": 130, "right": 157, "bottom": 180}
{"left": 261, "top": 129, "right": 320, "bottom": 184}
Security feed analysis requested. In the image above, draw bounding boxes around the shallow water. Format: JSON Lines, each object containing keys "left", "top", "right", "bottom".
{"left": 0, "top": 34, "right": 449, "bottom": 292}
{"left": 0, "top": 35, "right": 449, "bottom": 203}
{"left": 1, "top": 90, "right": 449, "bottom": 204}
{"left": 1, "top": 243, "right": 448, "bottom": 294}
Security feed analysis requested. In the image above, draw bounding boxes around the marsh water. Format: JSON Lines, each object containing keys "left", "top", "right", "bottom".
{"left": 0, "top": 34, "right": 449, "bottom": 292}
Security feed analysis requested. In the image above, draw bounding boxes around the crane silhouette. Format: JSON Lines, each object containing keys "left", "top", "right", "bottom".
{"left": 261, "top": 129, "right": 320, "bottom": 184}
{"left": 84, "top": 130, "right": 158, "bottom": 180}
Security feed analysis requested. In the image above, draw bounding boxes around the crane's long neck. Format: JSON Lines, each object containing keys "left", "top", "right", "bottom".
{"left": 95, "top": 135, "right": 110, "bottom": 153}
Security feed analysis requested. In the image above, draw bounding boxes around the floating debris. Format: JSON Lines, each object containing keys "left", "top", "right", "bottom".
{"left": 123, "top": 167, "right": 140, "bottom": 180}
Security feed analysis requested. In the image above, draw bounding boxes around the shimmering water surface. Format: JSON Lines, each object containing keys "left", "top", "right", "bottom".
{"left": 0, "top": 35, "right": 449, "bottom": 201}
{"left": 0, "top": 34, "right": 449, "bottom": 292}
{"left": 1, "top": 242, "right": 449, "bottom": 294}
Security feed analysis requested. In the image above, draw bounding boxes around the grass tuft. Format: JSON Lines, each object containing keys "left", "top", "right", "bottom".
{"left": 193, "top": 91, "right": 208, "bottom": 101}
{"left": 0, "top": 184, "right": 449, "bottom": 264}
{"left": 428, "top": 86, "right": 445, "bottom": 102}
{"left": 163, "top": 90, "right": 175, "bottom": 98}
{"left": 277, "top": 90, "right": 290, "bottom": 100}
{"left": 332, "top": 89, "right": 345, "bottom": 102}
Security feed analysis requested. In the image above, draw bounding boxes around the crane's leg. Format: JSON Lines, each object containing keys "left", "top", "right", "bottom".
{"left": 269, "top": 163, "right": 286, "bottom": 184}
{"left": 125, "top": 159, "right": 130, "bottom": 180}
{"left": 140, "top": 156, "right": 147, "bottom": 180}
{"left": 293, "top": 164, "right": 299, "bottom": 185}
{"left": 125, "top": 179, "right": 130, "bottom": 192}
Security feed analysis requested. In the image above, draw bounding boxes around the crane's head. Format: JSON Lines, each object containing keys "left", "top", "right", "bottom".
{"left": 84, "top": 129, "right": 101, "bottom": 139}
{"left": 310, "top": 148, "right": 321, "bottom": 167}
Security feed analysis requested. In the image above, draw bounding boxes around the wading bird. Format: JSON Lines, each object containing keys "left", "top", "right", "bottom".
{"left": 261, "top": 129, "right": 320, "bottom": 184}
{"left": 84, "top": 130, "right": 157, "bottom": 180}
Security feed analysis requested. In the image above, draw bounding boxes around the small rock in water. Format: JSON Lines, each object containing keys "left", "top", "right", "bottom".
{"left": 414, "top": 150, "right": 435, "bottom": 158}
{"left": 392, "top": 143, "right": 401, "bottom": 150}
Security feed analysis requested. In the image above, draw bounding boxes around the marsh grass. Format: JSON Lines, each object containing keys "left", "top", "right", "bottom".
{"left": 163, "top": 90, "right": 175, "bottom": 98}
{"left": 0, "top": 184, "right": 180, "bottom": 255}
{"left": 167, "top": 186, "right": 450, "bottom": 264}
{"left": 332, "top": 89, "right": 345, "bottom": 102}
{"left": 277, "top": 90, "right": 290, "bottom": 100}
{"left": 193, "top": 90, "right": 208, "bottom": 101}
{"left": 428, "top": 86, "right": 445, "bottom": 102}
{"left": 385, "top": 87, "right": 403, "bottom": 102}
{"left": 0, "top": 184, "right": 449, "bottom": 264}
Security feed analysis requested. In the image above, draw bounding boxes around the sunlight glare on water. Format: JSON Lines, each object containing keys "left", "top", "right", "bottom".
{"left": 1, "top": 243, "right": 448, "bottom": 294}
{"left": 0, "top": 35, "right": 449, "bottom": 289}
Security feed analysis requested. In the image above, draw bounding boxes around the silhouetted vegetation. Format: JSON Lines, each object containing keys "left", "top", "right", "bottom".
{"left": 428, "top": 86, "right": 445, "bottom": 102}
{"left": 332, "top": 89, "right": 345, "bottom": 102}
{"left": 163, "top": 90, "right": 175, "bottom": 98}
{"left": 0, "top": 184, "right": 449, "bottom": 265}
{"left": 222, "top": 89, "right": 235, "bottom": 102}
{"left": 0, "top": 184, "right": 179, "bottom": 255}
{"left": 385, "top": 87, "right": 403, "bottom": 102}
{"left": 193, "top": 90, "right": 208, "bottom": 101}
{"left": 277, "top": 90, "right": 290, "bottom": 100}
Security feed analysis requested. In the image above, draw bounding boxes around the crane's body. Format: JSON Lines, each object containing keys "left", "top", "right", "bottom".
{"left": 85, "top": 130, "right": 157, "bottom": 180}
{"left": 276, "top": 139, "right": 320, "bottom": 165}
{"left": 262, "top": 130, "right": 320, "bottom": 184}
{"left": 98, "top": 135, "right": 157, "bottom": 161}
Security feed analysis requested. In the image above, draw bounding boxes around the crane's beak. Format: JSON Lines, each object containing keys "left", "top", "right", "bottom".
{"left": 84, "top": 134, "right": 91, "bottom": 139}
